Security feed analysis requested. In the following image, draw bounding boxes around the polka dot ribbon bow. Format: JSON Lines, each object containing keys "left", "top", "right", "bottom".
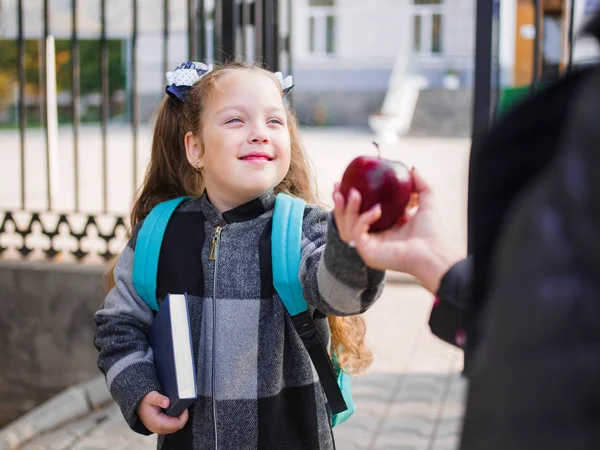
{"left": 165, "top": 62, "right": 213, "bottom": 102}
{"left": 165, "top": 61, "right": 294, "bottom": 103}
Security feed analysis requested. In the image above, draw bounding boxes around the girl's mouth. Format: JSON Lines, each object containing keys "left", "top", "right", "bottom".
{"left": 239, "top": 154, "right": 274, "bottom": 162}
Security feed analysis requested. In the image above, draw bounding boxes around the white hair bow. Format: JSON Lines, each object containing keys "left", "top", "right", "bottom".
{"left": 274, "top": 71, "right": 294, "bottom": 93}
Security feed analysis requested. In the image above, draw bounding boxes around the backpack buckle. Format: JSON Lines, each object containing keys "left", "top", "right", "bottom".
{"left": 291, "top": 312, "right": 318, "bottom": 342}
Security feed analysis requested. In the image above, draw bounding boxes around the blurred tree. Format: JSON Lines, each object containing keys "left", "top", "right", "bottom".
{"left": 55, "top": 39, "right": 126, "bottom": 96}
{"left": 0, "top": 38, "right": 125, "bottom": 103}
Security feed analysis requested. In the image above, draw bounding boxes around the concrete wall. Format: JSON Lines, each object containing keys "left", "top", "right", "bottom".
{"left": 0, "top": 260, "right": 107, "bottom": 428}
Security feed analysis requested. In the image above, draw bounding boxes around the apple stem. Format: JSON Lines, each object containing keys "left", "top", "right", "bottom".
{"left": 372, "top": 141, "right": 381, "bottom": 158}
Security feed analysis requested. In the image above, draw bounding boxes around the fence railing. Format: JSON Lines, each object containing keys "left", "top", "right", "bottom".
{"left": 0, "top": 0, "right": 291, "bottom": 263}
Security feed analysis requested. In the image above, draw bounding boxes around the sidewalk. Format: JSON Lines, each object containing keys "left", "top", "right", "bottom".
{"left": 2, "top": 284, "right": 466, "bottom": 450}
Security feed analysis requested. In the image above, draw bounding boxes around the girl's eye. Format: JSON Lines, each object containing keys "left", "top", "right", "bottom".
{"left": 226, "top": 117, "right": 242, "bottom": 124}
{"left": 268, "top": 118, "right": 284, "bottom": 125}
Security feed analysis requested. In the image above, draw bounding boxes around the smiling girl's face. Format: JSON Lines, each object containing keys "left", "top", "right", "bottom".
{"left": 184, "top": 69, "right": 291, "bottom": 211}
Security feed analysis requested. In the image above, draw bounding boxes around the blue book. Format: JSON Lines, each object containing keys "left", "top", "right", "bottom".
{"left": 149, "top": 293, "right": 197, "bottom": 417}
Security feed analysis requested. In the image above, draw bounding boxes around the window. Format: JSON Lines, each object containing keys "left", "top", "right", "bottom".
{"left": 413, "top": 15, "right": 422, "bottom": 52}
{"left": 431, "top": 13, "right": 442, "bottom": 53}
{"left": 308, "top": 0, "right": 336, "bottom": 55}
{"left": 412, "top": 0, "right": 444, "bottom": 56}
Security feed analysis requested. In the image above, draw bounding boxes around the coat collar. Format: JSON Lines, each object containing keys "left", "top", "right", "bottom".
{"left": 189, "top": 190, "right": 276, "bottom": 225}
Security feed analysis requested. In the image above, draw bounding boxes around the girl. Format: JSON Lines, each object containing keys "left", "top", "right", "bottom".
{"left": 94, "top": 61, "right": 386, "bottom": 450}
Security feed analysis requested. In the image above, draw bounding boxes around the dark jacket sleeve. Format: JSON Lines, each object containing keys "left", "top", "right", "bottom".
{"left": 428, "top": 257, "right": 471, "bottom": 348}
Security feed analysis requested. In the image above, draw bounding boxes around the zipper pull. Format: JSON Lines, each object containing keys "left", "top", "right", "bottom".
{"left": 209, "top": 225, "right": 222, "bottom": 260}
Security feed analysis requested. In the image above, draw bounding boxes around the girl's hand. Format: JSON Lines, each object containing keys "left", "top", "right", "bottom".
{"left": 136, "top": 391, "right": 189, "bottom": 435}
{"left": 332, "top": 168, "right": 463, "bottom": 294}
{"left": 333, "top": 186, "right": 382, "bottom": 247}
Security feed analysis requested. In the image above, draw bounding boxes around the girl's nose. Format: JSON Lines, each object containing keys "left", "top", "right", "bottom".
{"left": 249, "top": 133, "right": 269, "bottom": 144}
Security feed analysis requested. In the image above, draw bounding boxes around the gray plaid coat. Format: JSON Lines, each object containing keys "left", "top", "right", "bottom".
{"left": 94, "top": 190, "right": 385, "bottom": 450}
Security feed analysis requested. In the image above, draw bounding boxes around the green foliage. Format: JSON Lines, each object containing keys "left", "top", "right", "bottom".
{"left": 0, "top": 38, "right": 126, "bottom": 96}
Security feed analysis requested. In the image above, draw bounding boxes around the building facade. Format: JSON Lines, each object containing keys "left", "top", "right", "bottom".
{"left": 291, "top": 0, "right": 476, "bottom": 127}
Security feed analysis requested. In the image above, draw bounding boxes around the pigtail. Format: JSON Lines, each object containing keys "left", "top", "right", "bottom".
{"left": 328, "top": 316, "right": 372, "bottom": 375}
{"left": 131, "top": 95, "right": 204, "bottom": 229}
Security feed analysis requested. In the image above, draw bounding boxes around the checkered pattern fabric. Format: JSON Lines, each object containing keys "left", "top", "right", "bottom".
{"left": 95, "top": 190, "right": 385, "bottom": 449}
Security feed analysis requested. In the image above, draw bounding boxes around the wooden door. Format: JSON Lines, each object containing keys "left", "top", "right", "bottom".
{"left": 514, "top": 0, "right": 565, "bottom": 86}
{"left": 515, "top": 0, "right": 536, "bottom": 86}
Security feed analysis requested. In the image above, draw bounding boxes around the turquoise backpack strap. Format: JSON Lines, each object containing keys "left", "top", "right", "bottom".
{"left": 272, "top": 193, "right": 352, "bottom": 422}
{"left": 271, "top": 194, "right": 308, "bottom": 316}
{"left": 132, "top": 196, "right": 190, "bottom": 311}
{"left": 331, "top": 352, "right": 355, "bottom": 427}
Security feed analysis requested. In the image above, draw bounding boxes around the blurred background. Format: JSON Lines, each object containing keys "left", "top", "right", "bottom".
{"left": 0, "top": 1, "right": 598, "bottom": 448}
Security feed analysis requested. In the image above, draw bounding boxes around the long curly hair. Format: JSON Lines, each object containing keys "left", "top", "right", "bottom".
{"left": 106, "top": 61, "right": 372, "bottom": 375}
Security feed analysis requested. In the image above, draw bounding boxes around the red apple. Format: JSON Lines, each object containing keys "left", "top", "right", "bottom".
{"left": 339, "top": 148, "right": 414, "bottom": 232}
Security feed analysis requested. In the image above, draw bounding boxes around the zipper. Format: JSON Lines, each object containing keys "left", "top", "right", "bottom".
{"left": 210, "top": 224, "right": 223, "bottom": 449}
{"left": 209, "top": 225, "right": 222, "bottom": 261}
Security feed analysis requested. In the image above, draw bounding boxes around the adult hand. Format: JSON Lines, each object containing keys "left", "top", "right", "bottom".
{"left": 332, "top": 168, "right": 463, "bottom": 293}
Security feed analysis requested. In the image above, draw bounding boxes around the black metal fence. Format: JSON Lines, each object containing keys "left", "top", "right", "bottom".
{"left": 0, "top": 0, "right": 290, "bottom": 263}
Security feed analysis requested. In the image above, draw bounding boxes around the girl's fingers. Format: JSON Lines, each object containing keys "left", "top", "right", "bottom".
{"left": 333, "top": 190, "right": 345, "bottom": 211}
{"left": 154, "top": 409, "right": 189, "bottom": 434}
{"left": 360, "top": 204, "right": 382, "bottom": 228}
{"left": 345, "top": 189, "right": 362, "bottom": 222}
{"left": 146, "top": 391, "right": 170, "bottom": 409}
{"left": 352, "top": 204, "right": 381, "bottom": 245}
{"left": 177, "top": 408, "right": 189, "bottom": 424}
{"left": 339, "top": 189, "right": 361, "bottom": 243}
{"left": 332, "top": 191, "right": 347, "bottom": 238}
